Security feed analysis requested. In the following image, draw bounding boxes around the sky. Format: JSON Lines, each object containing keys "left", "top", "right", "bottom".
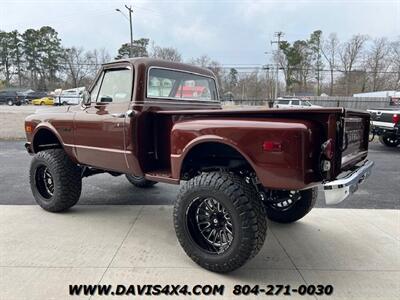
{"left": 0, "top": 0, "right": 399, "bottom": 66}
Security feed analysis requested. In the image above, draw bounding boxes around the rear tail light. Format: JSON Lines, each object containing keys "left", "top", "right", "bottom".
{"left": 262, "top": 141, "right": 282, "bottom": 152}
{"left": 393, "top": 114, "right": 400, "bottom": 124}
{"left": 321, "top": 139, "right": 334, "bottom": 159}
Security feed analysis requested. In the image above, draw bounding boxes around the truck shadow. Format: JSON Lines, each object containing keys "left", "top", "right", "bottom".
{"left": 224, "top": 218, "right": 393, "bottom": 280}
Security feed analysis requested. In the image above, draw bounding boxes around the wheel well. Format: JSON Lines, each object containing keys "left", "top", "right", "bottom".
{"left": 180, "top": 142, "right": 253, "bottom": 180}
{"left": 33, "top": 129, "right": 62, "bottom": 152}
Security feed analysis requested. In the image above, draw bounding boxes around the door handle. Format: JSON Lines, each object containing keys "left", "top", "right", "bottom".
{"left": 111, "top": 112, "right": 126, "bottom": 118}
{"left": 111, "top": 110, "right": 135, "bottom": 118}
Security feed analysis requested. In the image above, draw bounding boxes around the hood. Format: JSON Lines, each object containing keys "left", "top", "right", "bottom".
{"left": 34, "top": 106, "right": 71, "bottom": 114}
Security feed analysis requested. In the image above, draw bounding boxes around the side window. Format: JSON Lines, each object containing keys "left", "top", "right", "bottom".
{"left": 147, "top": 68, "right": 218, "bottom": 101}
{"left": 291, "top": 100, "right": 299, "bottom": 105}
{"left": 97, "top": 68, "right": 133, "bottom": 103}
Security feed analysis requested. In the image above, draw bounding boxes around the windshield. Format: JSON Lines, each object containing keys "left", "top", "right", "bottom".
{"left": 304, "top": 100, "right": 312, "bottom": 106}
{"left": 147, "top": 68, "right": 218, "bottom": 101}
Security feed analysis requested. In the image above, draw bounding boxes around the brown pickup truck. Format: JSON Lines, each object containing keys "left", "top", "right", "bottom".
{"left": 25, "top": 58, "right": 374, "bottom": 272}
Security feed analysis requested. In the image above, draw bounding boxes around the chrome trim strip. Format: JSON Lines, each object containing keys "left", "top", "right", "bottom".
{"left": 371, "top": 121, "right": 395, "bottom": 128}
{"left": 64, "top": 143, "right": 130, "bottom": 154}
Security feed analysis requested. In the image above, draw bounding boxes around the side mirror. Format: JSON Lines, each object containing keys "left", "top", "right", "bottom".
{"left": 100, "top": 96, "right": 113, "bottom": 103}
{"left": 82, "top": 90, "right": 90, "bottom": 104}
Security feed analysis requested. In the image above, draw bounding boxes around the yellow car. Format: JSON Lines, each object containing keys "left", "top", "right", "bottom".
{"left": 32, "top": 97, "right": 54, "bottom": 106}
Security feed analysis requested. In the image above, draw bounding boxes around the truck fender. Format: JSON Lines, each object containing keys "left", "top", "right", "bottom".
{"left": 171, "top": 134, "right": 257, "bottom": 179}
{"left": 31, "top": 123, "right": 78, "bottom": 162}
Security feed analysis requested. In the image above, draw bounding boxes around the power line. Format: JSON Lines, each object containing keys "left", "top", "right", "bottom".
{"left": 49, "top": 62, "right": 400, "bottom": 74}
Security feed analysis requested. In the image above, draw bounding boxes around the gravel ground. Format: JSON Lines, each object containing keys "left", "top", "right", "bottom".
{"left": 0, "top": 105, "right": 49, "bottom": 139}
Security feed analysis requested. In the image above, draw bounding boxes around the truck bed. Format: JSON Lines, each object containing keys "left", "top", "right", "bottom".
{"left": 145, "top": 107, "right": 370, "bottom": 186}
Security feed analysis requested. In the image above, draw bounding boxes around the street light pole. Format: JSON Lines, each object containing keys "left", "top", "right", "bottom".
{"left": 116, "top": 5, "right": 134, "bottom": 58}
{"left": 125, "top": 5, "right": 134, "bottom": 58}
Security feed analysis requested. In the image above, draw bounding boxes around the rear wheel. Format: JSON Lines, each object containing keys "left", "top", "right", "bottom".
{"left": 30, "top": 149, "right": 82, "bottom": 212}
{"left": 264, "top": 188, "right": 318, "bottom": 223}
{"left": 7, "top": 99, "right": 13, "bottom": 106}
{"left": 379, "top": 134, "right": 400, "bottom": 147}
{"left": 125, "top": 174, "right": 157, "bottom": 188}
{"left": 174, "top": 172, "right": 267, "bottom": 273}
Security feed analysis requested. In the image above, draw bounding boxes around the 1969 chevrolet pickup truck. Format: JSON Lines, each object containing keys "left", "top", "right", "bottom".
{"left": 25, "top": 58, "right": 374, "bottom": 272}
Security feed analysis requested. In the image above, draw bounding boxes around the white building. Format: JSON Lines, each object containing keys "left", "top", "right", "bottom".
{"left": 353, "top": 91, "right": 400, "bottom": 98}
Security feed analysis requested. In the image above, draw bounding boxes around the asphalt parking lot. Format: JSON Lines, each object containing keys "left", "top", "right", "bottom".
{"left": 0, "top": 140, "right": 398, "bottom": 209}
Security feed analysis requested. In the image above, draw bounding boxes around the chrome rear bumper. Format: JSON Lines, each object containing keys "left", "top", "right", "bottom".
{"left": 323, "top": 160, "right": 374, "bottom": 205}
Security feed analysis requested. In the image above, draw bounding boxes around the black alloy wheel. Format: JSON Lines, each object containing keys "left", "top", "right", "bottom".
{"left": 186, "top": 196, "right": 234, "bottom": 254}
{"left": 35, "top": 165, "right": 55, "bottom": 199}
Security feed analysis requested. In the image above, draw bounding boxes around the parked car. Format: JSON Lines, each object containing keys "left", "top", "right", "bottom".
{"left": 0, "top": 90, "right": 23, "bottom": 106}
{"left": 368, "top": 107, "right": 400, "bottom": 147}
{"left": 32, "top": 97, "right": 54, "bottom": 106}
{"left": 24, "top": 58, "right": 373, "bottom": 273}
{"left": 273, "top": 97, "right": 321, "bottom": 108}
{"left": 24, "top": 91, "right": 48, "bottom": 104}
{"left": 55, "top": 88, "right": 84, "bottom": 105}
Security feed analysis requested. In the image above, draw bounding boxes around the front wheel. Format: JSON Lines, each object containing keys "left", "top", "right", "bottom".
{"left": 7, "top": 99, "right": 13, "bottom": 106}
{"left": 264, "top": 188, "right": 318, "bottom": 223}
{"left": 125, "top": 174, "right": 157, "bottom": 188}
{"left": 30, "top": 149, "right": 82, "bottom": 212}
{"left": 174, "top": 172, "right": 267, "bottom": 273}
{"left": 379, "top": 134, "right": 400, "bottom": 147}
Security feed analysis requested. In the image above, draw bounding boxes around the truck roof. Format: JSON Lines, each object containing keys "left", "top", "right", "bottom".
{"left": 103, "top": 57, "right": 216, "bottom": 79}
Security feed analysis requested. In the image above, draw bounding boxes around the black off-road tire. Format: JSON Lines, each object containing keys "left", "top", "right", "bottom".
{"left": 30, "top": 149, "right": 82, "bottom": 212}
{"left": 125, "top": 174, "right": 157, "bottom": 188}
{"left": 174, "top": 172, "right": 267, "bottom": 273}
{"left": 265, "top": 187, "right": 318, "bottom": 223}
{"left": 379, "top": 134, "right": 400, "bottom": 147}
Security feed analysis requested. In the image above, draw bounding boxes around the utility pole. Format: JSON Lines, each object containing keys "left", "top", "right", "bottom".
{"left": 271, "top": 31, "right": 285, "bottom": 99}
{"left": 116, "top": 5, "right": 134, "bottom": 57}
{"left": 262, "top": 63, "right": 272, "bottom": 99}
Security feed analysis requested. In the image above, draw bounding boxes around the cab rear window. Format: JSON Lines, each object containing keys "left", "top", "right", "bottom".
{"left": 147, "top": 68, "right": 218, "bottom": 101}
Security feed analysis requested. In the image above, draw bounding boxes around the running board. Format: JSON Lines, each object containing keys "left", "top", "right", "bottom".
{"left": 145, "top": 170, "right": 180, "bottom": 184}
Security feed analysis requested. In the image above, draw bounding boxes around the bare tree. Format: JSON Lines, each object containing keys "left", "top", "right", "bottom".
{"left": 88, "top": 48, "right": 110, "bottom": 79}
{"left": 190, "top": 55, "right": 223, "bottom": 89}
{"left": 390, "top": 38, "right": 400, "bottom": 90}
{"left": 339, "top": 34, "right": 368, "bottom": 95}
{"left": 62, "top": 47, "right": 110, "bottom": 88}
{"left": 150, "top": 44, "right": 182, "bottom": 62}
{"left": 321, "top": 33, "right": 339, "bottom": 95}
{"left": 63, "top": 47, "right": 93, "bottom": 87}
{"left": 365, "top": 38, "right": 391, "bottom": 91}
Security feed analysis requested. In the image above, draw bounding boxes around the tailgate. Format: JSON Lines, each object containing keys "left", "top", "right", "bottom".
{"left": 368, "top": 109, "right": 397, "bottom": 128}
{"left": 369, "top": 110, "right": 394, "bottom": 123}
{"left": 340, "top": 110, "right": 370, "bottom": 170}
